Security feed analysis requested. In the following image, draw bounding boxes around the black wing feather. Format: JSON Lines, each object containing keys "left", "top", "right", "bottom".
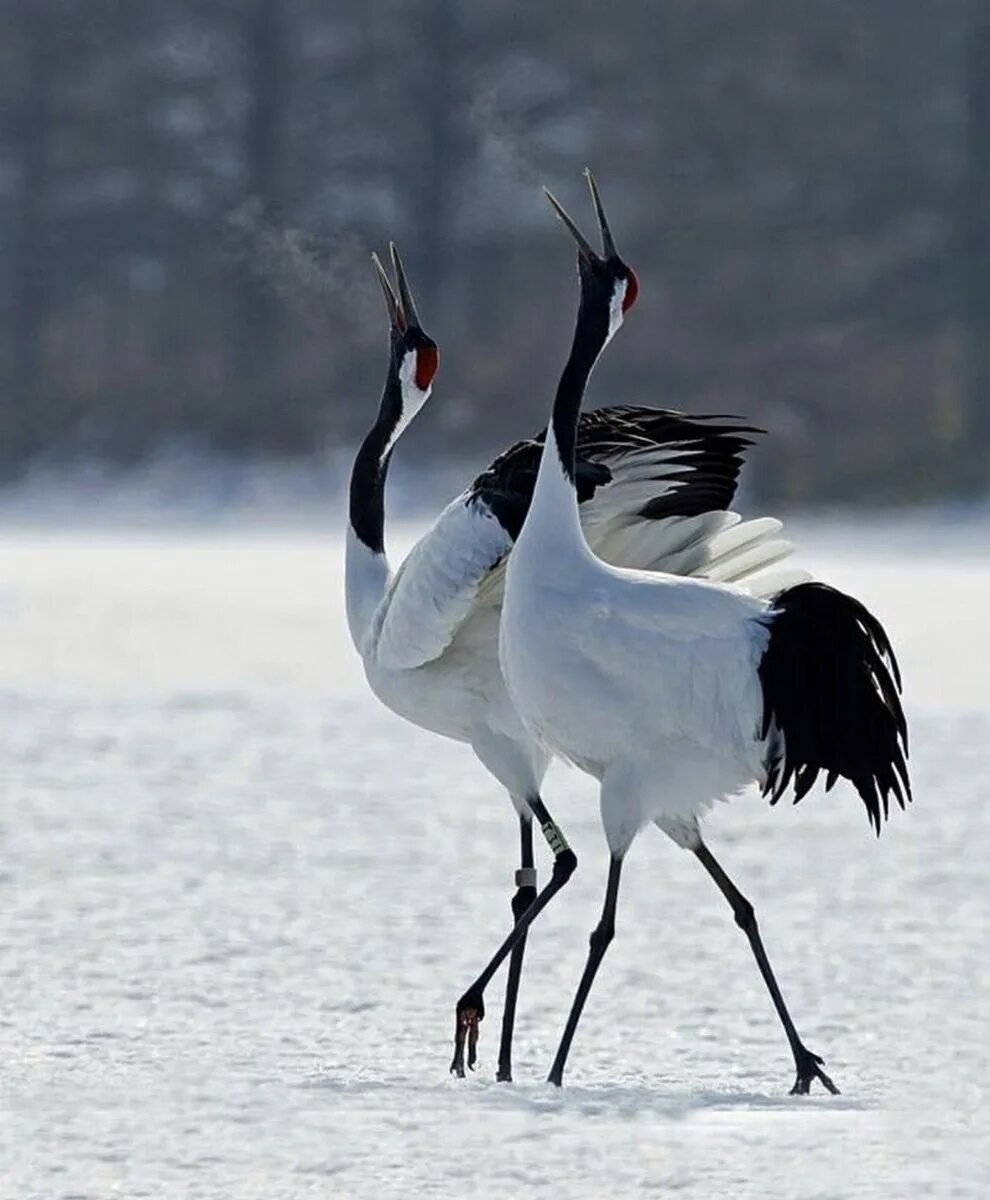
{"left": 757, "top": 582, "right": 911, "bottom": 835}
{"left": 470, "top": 405, "right": 762, "bottom": 540}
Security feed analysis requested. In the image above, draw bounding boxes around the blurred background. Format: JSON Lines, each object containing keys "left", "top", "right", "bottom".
{"left": 3, "top": 7, "right": 989, "bottom": 1193}
{"left": 0, "top": 0, "right": 988, "bottom": 505}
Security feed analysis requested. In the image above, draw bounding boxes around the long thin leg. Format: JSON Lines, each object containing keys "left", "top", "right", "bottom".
{"left": 547, "top": 855, "right": 623, "bottom": 1087}
{"left": 495, "top": 813, "right": 536, "bottom": 1083}
{"left": 450, "top": 796, "right": 577, "bottom": 1078}
{"left": 695, "top": 842, "right": 840, "bottom": 1095}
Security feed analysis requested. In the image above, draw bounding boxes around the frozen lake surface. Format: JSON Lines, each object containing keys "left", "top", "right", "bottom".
{"left": 2, "top": 516, "right": 989, "bottom": 1198}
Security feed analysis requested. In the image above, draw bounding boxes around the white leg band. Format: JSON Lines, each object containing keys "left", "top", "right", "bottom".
{"left": 515, "top": 867, "right": 538, "bottom": 889}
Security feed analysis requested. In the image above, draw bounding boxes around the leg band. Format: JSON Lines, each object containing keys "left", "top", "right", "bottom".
{"left": 541, "top": 820, "right": 570, "bottom": 855}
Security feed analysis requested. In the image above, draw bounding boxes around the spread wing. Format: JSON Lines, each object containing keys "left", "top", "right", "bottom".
{"left": 372, "top": 406, "right": 797, "bottom": 671}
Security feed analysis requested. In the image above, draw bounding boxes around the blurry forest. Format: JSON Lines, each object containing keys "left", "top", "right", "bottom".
{"left": 1, "top": 0, "right": 988, "bottom": 503}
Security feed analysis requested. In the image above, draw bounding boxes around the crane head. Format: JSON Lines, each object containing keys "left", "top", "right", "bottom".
{"left": 371, "top": 244, "right": 440, "bottom": 410}
{"left": 544, "top": 169, "right": 639, "bottom": 342}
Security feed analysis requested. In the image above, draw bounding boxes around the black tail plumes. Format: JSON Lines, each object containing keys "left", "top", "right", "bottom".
{"left": 757, "top": 582, "right": 910, "bottom": 834}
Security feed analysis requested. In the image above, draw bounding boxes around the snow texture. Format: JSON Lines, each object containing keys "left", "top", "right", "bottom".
{"left": 1, "top": 518, "right": 988, "bottom": 1199}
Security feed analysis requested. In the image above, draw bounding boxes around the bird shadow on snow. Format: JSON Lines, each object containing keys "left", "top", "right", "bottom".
{"left": 474, "top": 1082, "right": 874, "bottom": 1122}
{"left": 303, "top": 1072, "right": 873, "bottom": 1121}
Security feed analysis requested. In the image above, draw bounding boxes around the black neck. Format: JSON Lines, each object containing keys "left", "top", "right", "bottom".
{"left": 349, "top": 375, "right": 401, "bottom": 554}
{"left": 551, "top": 297, "right": 610, "bottom": 483}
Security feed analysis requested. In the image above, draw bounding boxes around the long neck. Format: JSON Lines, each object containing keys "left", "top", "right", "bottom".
{"left": 522, "top": 302, "right": 609, "bottom": 551}
{"left": 551, "top": 319, "right": 606, "bottom": 484}
{"left": 345, "top": 378, "right": 400, "bottom": 651}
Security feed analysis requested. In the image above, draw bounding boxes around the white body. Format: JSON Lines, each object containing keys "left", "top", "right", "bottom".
{"left": 347, "top": 504, "right": 548, "bottom": 804}
{"left": 500, "top": 430, "right": 776, "bottom": 849}
{"left": 347, "top": 449, "right": 800, "bottom": 813}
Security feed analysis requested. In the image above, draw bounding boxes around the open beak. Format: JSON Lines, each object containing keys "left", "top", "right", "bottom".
{"left": 371, "top": 251, "right": 404, "bottom": 331}
{"left": 370, "top": 242, "right": 423, "bottom": 332}
{"left": 543, "top": 169, "right": 619, "bottom": 262}
{"left": 390, "top": 243, "right": 422, "bottom": 331}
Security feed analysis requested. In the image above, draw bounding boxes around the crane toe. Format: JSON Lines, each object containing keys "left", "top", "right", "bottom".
{"left": 450, "top": 990, "right": 486, "bottom": 1077}
{"left": 789, "top": 1047, "right": 840, "bottom": 1096}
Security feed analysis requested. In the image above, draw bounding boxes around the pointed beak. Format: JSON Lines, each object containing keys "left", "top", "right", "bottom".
{"left": 543, "top": 170, "right": 620, "bottom": 262}
{"left": 543, "top": 187, "right": 598, "bottom": 262}
{"left": 371, "top": 251, "right": 404, "bottom": 331}
{"left": 584, "top": 169, "right": 617, "bottom": 260}
{"left": 389, "top": 242, "right": 422, "bottom": 331}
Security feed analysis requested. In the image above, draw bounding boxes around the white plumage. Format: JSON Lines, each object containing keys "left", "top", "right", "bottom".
{"left": 351, "top": 434, "right": 797, "bottom": 805}
{"left": 346, "top": 243, "right": 806, "bottom": 1081}
{"left": 496, "top": 172, "right": 908, "bottom": 1092}
{"left": 501, "top": 444, "right": 772, "bottom": 849}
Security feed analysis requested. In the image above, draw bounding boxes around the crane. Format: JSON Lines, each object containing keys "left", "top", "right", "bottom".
{"left": 346, "top": 243, "right": 806, "bottom": 1081}
{"left": 497, "top": 173, "right": 910, "bottom": 1091}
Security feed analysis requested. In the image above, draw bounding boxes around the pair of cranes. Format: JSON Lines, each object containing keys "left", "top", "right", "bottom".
{"left": 345, "top": 172, "right": 909, "bottom": 1093}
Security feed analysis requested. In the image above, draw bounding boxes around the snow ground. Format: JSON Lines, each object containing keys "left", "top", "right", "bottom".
{"left": 1, "top": 517, "right": 988, "bottom": 1199}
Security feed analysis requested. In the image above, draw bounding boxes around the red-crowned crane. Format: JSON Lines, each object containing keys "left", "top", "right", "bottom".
{"left": 346, "top": 243, "right": 805, "bottom": 1081}
{"left": 497, "top": 173, "right": 910, "bottom": 1092}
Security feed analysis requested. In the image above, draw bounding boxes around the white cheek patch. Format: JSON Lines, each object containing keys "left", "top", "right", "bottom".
{"left": 606, "top": 278, "right": 628, "bottom": 343}
{"left": 386, "top": 352, "right": 432, "bottom": 455}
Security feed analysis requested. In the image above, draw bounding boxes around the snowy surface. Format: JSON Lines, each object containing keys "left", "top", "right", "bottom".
{"left": 2, "top": 516, "right": 989, "bottom": 1199}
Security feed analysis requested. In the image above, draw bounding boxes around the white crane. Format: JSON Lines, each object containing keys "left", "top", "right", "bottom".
{"left": 346, "top": 244, "right": 805, "bottom": 1081}
{"left": 498, "top": 173, "right": 910, "bottom": 1092}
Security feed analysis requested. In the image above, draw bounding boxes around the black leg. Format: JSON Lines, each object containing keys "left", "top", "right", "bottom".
{"left": 450, "top": 796, "right": 577, "bottom": 1078}
{"left": 547, "top": 855, "right": 623, "bottom": 1087}
{"left": 695, "top": 842, "right": 840, "bottom": 1096}
{"left": 495, "top": 813, "right": 536, "bottom": 1083}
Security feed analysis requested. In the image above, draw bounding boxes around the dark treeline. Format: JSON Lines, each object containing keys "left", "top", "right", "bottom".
{"left": 1, "top": 0, "right": 987, "bottom": 502}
